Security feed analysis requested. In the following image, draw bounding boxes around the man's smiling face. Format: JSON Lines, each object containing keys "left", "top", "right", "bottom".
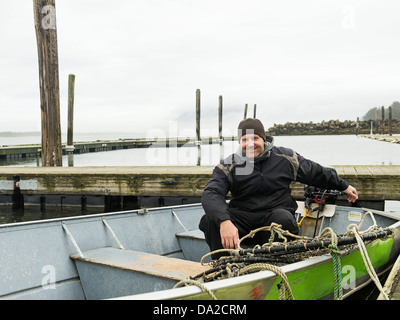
{"left": 240, "top": 133, "right": 264, "bottom": 158}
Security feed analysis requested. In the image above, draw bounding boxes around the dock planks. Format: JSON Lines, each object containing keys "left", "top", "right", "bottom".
{"left": 0, "top": 165, "right": 399, "bottom": 201}
{"left": 362, "top": 135, "right": 400, "bottom": 144}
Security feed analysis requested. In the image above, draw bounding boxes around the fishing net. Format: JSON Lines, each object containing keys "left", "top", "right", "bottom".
{"left": 192, "top": 214, "right": 393, "bottom": 284}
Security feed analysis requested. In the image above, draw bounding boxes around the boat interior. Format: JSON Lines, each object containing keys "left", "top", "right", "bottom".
{"left": 0, "top": 202, "right": 399, "bottom": 300}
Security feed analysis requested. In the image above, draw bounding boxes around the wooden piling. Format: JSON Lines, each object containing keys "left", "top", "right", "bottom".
{"left": 67, "top": 74, "right": 75, "bottom": 149}
{"left": 253, "top": 104, "right": 257, "bottom": 118}
{"left": 244, "top": 104, "right": 248, "bottom": 119}
{"left": 12, "top": 176, "right": 24, "bottom": 210}
{"left": 381, "top": 106, "right": 385, "bottom": 135}
{"left": 218, "top": 96, "right": 223, "bottom": 140}
{"left": 356, "top": 117, "right": 359, "bottom": 136}
{"left": 219, "top": 95, "right": 223, "bottom": 161}
{"left": 389, "top": 106, "right": 393, "bottom": 136}
{"left": 196, "top": 89, "right": 201, "bottom": 166}
{"left": 33, "top": 0, "right": 62, "bottom": 166}
{"left": 67, "top": 74, "right": 75, "bottom": 167}
{"left": 196, "top": 89, "right": 201, "bottom": 142}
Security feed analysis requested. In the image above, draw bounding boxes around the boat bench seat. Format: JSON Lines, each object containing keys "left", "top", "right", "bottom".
{"left": 175, "top": 229, "right": 211, "bottom": 263}
{"left": 176, "top": 229, "right": 205, "bottom": 240}
{"left": 70, "top": 247, "right": 209, "bottom": 299}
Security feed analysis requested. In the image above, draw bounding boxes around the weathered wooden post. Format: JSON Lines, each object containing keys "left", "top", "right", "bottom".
{"left": 67, "top": 74, "right": 75, "bottom": 149}
{"left": 253, "top": 104, "right": 257, "bottom": 118}
{"left": 12, "top": 176, "right": 24, "bottom": 210}
{"left": 196, "top": 89, "right": 201, "bottom": 166}
{"left": 33, "top": 0, "right": 62, "bottom": 166}
{"left": 389, "top": 106, "right": 393, "bottom": 136}
{"left": 243, "top": 104, "right": 248, "bottom": 119}
{"left": 375, "top": 108, "right": 379, "bottom": 135}
{"left": 356, "top": 117, "right": 359, "bottom": 136}
{"left": 218, "top": 95, "right": 223, "bottom": 161}
{"left": 218, "top": 95, "right": 223, "bottom": 139}
{"left": 66, "top": 74, "right": 75, "bottom": 166}
{"left": 381, "top": 106, "right": 385, "bottom": 135}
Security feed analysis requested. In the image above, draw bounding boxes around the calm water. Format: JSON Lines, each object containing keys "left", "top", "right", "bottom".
{"left": 1, "top": 133, "right": 399, "bottom": 167}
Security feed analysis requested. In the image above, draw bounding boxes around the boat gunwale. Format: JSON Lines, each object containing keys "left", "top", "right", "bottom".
{"left": 1, "top": 202, "right": 398, "bottom": 232}
{"left": 0, "top": 202, "right": 203, "bottom": 232}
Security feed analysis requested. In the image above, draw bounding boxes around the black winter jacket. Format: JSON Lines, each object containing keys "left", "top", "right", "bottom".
{"left": 201, "top": 137, "right": 349, "bottom": 226}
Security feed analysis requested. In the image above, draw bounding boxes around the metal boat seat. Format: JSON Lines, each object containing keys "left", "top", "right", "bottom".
{"left": 70, "top": 247, "right": 208, "bottom": 299}
{"left": 175, "top": 229, "right": 211, "bottom": 263}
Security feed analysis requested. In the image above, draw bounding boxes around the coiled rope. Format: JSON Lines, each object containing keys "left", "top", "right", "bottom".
{"left": 184, "top": 212, "right": 392, "bottom": 300}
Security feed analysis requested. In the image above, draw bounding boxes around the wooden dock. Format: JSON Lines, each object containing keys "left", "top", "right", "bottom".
{"left": 362, "top": 135, "right": 400, "bottom": 144}
{"left": 1, "top": 165, "right": 399, "bottom": 201}
{"left": 0, "top": 138, "right": 186, "bottom": 159}
{"left": 0, "top": 137, "right": 233, "bottom": 160}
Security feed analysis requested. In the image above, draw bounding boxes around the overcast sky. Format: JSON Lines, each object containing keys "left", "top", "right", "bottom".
{"left": 1, "top": 0, "right": 400, "bottom": 138}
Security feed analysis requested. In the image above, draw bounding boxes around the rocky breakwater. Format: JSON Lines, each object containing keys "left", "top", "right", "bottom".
{"left": 267, "top": 119, "right": 400, "bottom": 136}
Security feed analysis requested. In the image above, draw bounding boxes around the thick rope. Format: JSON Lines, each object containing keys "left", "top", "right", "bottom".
{"left": 329, "top": 243, "right": 342, "bottom": 300}
{"left": 358, "top": 210, "right": 377, "bottom": 230}
{"left": 238, "top": 263, "right": 294, "bottom": 300}
{"left": 321, "top": 227, "right": 343, "bottom": 300}
{"left": 174, "top": 279, "right": 217, "bottom": 300}
{"left": 200, "top": 248, "right": 238, "bottom": 266}
{"left": 238, "top": 223, "right": 311, "bottom": 249}
{"left": 344, "top": 211, "right": 389, "bottom": 300}
{"left": 379, "top": 252, "right": 400, "bottom": 300}
{"left": 348, "top": 225, "right": 389, "bottom": 300}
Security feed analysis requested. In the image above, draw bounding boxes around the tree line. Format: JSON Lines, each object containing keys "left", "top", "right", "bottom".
{"left": 362, "top": 101, "right": 400, "bottom": 120}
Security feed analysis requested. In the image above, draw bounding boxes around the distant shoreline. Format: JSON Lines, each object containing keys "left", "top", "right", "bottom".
{"left": 0, "top": 131, "right": 41, "bottom": 137}
{"left": 2, "top": 117, "right": 400, "bottom": 139}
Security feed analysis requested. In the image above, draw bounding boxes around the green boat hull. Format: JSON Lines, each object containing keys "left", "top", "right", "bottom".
{"left": 267, "top": 237, "right": 394, "bottom": 300}
{"left": 173, "top": 237, "right": 395, "bottom": 300}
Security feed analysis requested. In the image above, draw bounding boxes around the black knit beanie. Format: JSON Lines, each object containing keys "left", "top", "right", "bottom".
{"left": 237, "top": 118, "right": 266, "bottom": 141}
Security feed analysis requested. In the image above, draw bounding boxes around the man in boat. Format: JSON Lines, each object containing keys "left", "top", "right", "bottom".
{"left": 199, "top": 118, "right": 358, "bottom": 258}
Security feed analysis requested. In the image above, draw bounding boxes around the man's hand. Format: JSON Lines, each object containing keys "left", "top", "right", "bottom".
{"left": 220, "top": 220, "right": 239, "bottom": 249}
{"left": 343, "top": 185, "right": 358, "bottom": 203}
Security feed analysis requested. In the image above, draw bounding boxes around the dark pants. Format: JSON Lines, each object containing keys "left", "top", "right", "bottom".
{"left": 199, "top": 207, "right": 299, "bottom": 259}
